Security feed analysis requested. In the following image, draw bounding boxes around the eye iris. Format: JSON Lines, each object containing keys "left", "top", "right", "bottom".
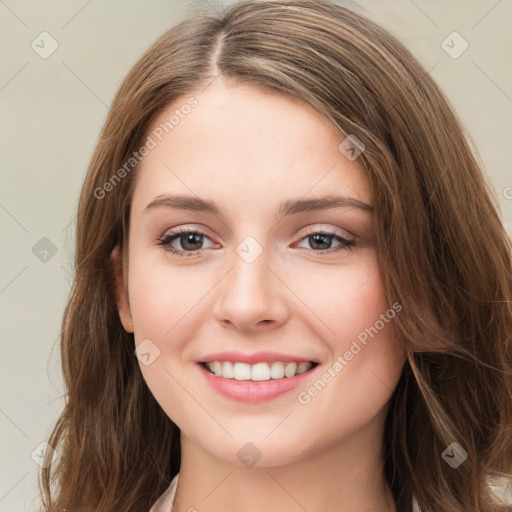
{"left": 310, "top": 233, "right": 331, "bottom": 250}
{"left": 181, "top": 233, "right": 203, "bottom": 250}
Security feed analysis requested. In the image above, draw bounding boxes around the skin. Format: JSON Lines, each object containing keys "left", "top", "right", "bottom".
{"left": 112, "top": 77, "right": 406, "bottom": 512}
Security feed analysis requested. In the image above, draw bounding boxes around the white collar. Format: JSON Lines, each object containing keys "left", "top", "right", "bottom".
{"left": 149, "top": 472, "right": 179, "bottom": 512}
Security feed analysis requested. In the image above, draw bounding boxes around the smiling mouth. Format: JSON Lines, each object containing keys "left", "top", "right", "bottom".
{"left": 200, "top": 361, "right": 319, "bottom": 381}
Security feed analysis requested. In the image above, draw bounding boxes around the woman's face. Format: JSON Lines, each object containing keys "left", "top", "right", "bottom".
{"left": 113, "top": 78, "right": 406, "bottom": 467}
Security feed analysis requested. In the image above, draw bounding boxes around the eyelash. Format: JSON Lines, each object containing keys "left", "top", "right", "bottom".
{"left": 156, "top": 227, "right": 355, "bottom": 257}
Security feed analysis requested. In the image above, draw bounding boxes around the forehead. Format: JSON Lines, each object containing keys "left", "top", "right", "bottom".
{"left": 130, "top": 80, "right": 371, "bottom": 216}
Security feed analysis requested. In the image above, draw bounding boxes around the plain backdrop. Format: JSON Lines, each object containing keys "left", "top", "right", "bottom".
{"left": 1, "top": 0, "right": 511, "bottom": 510}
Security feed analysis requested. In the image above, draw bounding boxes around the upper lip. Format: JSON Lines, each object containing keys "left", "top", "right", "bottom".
{"left": 198, "top": 351, "right": 318, "bottom": 364}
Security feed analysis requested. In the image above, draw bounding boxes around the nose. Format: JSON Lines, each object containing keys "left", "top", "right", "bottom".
{"left": 213, "top": 243, "right": 289, "bottom": 333}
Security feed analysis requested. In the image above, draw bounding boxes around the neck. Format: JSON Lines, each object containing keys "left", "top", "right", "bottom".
{"left": 172, "top": 412, "right": 397, "bottom": 512}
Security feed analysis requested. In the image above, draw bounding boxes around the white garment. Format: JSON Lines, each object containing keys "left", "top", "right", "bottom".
{"left": 149, "top": 473, "right": 179, "bottom": 512}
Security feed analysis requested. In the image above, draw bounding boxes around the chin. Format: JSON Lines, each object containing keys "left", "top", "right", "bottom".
{"left": 189, "top": 426, "right": 315, "bottom": 468}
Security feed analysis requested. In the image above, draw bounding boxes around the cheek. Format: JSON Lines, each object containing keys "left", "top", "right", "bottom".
{"left": 329, "top": 258, "right": 404, "bottom": 389}
{"left": 126, "top": 256, "right": 201, "bottom": 428}
{"left": 127, "top": 253, "right": 202, "bottom": 341}
{"left": 293, "top": 254, "right": 390, "bottom": 344}
{"left": 294, "top": 256, "right": 404, "bottom": 413}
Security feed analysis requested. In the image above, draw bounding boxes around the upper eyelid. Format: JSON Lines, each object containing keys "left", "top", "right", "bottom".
{"left": 300, "top": 226, "right": 354, "bottom": 239}
{"left": 162, "top": 224, "right": 353, "bottom": 236}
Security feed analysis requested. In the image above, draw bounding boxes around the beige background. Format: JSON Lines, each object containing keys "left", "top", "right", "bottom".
{"left": 1, "top": 0, "right": 511, "bottom": 510}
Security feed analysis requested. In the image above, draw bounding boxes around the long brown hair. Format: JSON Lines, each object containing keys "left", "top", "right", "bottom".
{"left": 40, "top": 1, "right": 512, "bottom": 510}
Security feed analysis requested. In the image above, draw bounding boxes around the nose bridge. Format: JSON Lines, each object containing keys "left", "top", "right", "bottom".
{"left": 214, "top": 233, "right": 288, "bottom": 329}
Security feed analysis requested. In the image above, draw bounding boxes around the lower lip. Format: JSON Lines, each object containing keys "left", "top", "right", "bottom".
{"left": 198, "top": 363, "right": 318, "bottom": 402}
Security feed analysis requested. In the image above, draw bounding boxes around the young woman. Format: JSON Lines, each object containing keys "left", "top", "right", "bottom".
{"left": 40, "top": 1, "right": 512, "bottom": 511}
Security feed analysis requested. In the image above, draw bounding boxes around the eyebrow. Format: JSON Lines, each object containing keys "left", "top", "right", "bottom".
{"left": 143, "top": 193, "right": 373, "bottom": 217}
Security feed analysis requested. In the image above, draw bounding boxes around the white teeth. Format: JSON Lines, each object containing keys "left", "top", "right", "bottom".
{"left": 284, "top": 362, "right": 297, "bottom": 377}
{"left": 213, "top": 361, "right": 222, "bottom": 376}
{"left": 233, "top": 362, "right": 251, "bottom": 380}
{"left": 251, "top": 362, "right": 271, "bottom": 381}
{"left": 270, "top": 361, "right": 285, "bottom": 379}
{"left": 204, "top": 361, "right": 313, "bottom": 380}
{"left": 296, "top": 362, "right": 311, "bottom": 375}
{"left": 222, "top": 361, "right": 234, "bottom": 378}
